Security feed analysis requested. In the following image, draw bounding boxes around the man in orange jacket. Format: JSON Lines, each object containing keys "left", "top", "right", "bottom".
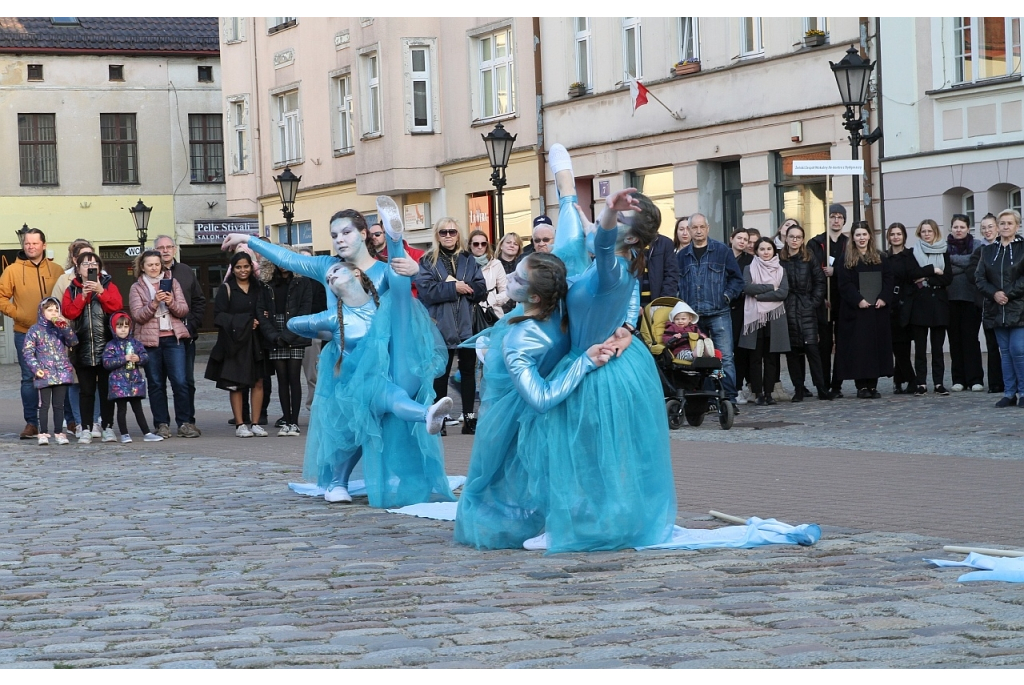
{"left": 0, "top": 228, "right": 66, "bottom": 438}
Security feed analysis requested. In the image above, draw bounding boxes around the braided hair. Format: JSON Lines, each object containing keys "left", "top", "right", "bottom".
{"left": 506, "top": 253, "right": 569, "bottom": 333}
{"left": 333, "top": 269, "right": 382, "bottom": 376}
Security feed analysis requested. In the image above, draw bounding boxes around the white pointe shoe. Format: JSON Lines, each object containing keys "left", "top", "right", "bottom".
{"left": 523, "top": 532, "right": 549, "bottom": 551}
{"left": 325, "top": 485, "right": 352, "bottom": 504}
{"left": 426, "top": 397, "right": 454, "bottom": 436}
{"left": 548, "top": 143, "right": 574, "bottom": 176}
{"left": 376, "top": 195, "right": 404, "bottom": 241}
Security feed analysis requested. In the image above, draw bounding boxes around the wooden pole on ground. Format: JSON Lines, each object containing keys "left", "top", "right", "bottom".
{"left": 709, "top": 510, "right": 748, "bottom": 525}
{"left": 943, "top": 545, "right": 1024, "bottom": 558}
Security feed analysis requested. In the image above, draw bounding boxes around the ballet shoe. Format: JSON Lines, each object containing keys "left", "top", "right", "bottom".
{"left": 426, "top": 397, "right": 454, "bottom": 436}
{"left": 376, "top": 195, "right": 404, "bottom": 241}
{"left": 548, "top": 143, "right": 574, "bottom": 176}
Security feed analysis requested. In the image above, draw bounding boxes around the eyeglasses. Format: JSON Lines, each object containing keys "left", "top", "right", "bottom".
{"left": 533, "top": 237, "right": 552, "bottom": 244}
{"left": 369, "top": 232, "right": 383, "bottom": 238}
{"left": 470, "top": 241, "right": 488, "bottom": 247}
{"left": 438, "top": 229, "right": 459, "bottom": 237}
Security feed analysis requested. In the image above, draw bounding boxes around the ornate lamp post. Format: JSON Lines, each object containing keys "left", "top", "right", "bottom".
{"left": 129, "top": 199, "right": 152, "bottom": 252}
{"left": 481, "top": 123, "right": 517, "bottom": 239}
{"left": 829, "top": 46, "right": 882, "bottom": 224}
{"left": 274, "top": 166, "right": 301, "bottom": 245}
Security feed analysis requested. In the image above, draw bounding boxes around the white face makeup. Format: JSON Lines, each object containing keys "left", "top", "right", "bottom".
{"left": 325, "top": 262, "right": 354, "bottom": 294}
{"left": 506, "top": 260, "right": 531, "bottom": 303}
{"left": 330, "top": 218, "right": 363, "bottom": 259}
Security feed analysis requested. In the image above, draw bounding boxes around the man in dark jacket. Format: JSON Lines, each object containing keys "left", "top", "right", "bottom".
{"left": 154, "top": 234, "right": 205, "bottom": 438}
{"left": 809, "top": 205, "right": 849, "bottom": 399}
{"left": 641, "top": 233, "right": 680, "bottom": 309}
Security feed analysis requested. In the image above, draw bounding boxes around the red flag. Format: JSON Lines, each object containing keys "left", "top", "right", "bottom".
{"left": 630, "top": 79, "right": 649, "bottom": 115}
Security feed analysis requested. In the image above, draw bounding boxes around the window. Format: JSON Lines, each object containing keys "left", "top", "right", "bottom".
{"left": 268, "top": 17, "right": 296, "bottom": 34}
{"left": 723, "top": 161, "right": 743, "bottom": 233}
{"left": 1011, "top": 188, "right": 1022, "bottom": 214}
{"left": 953, "top": 17, "right": 1022, "bottom": 84}
{"left": 574, "top": 18, "right": 592, "bottom": 88}
{"left": 410, "top": 46, "right": 433, "bottom": 131}
{"left": 225, "top": 17, "right": 244, "bottom": 43}
{"left": 100, "top": 113, "right": 138, "bottom": 184}
{"left": 198, "top": 66, "right": 213, "bottom": 83}
{"left": 622, "top": 17, "right": 642, "bottom": 80}
{"left": 51, "top": 17, "right": 79, "bottom": 26}
{"left": 18, "top": 114, "right": 58, "bottom": 186}
{"left": 109, "top": 64, "right": 124, "bottom": 81}
{"left": 740, "top": 17, "right": 764, "bottom": 57}
{"left": 363, "top": 52, "right": 381, "bottom": 135}
{"left": 188, "top": 114, "right": 224, "bottom": 183}
{"left": 775, "top": 150, "right": 830, "bottom": 239}
{"left": 478, "top": 27, "right": 515, "bottom": 119}
{"left": 275, "top": 89, "right": 301, "bottom": 164}
{"left": 963, "top": 192, "right": 976, "bottom": 226}
{"left": 228, "top": 97, "right": 249, "bottom": 173}
{"left": 804, "top": 17, "right": 828, "bottom": 35}
{"left": 331, "top": 74, "right": 354, "bottom": 154}
{"left": 679, "top": 17, "right": 699, "bottom": 63}
{"left": 627, "top": 168, "right": 675, "bottom": 238}
{"left": 276, "top": 220, "right": 312, "bottom": 246}
{"left": 27, "top": 64, "right": 43, "bottom": 81}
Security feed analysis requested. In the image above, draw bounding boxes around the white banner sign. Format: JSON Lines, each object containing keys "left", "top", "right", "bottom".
{"left": 792, "top": 160, "right": 864, "bottom": 176}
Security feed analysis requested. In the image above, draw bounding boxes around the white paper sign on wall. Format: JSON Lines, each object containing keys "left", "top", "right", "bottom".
{"left": 792, "top": 160, "right": 864, "bottom": 176}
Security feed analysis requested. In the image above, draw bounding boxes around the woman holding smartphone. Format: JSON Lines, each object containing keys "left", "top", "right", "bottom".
{"left": 62, "top": 252, "right": 123, "bottom": 443}
{"left": 129, "top": 250, "right": 191, "bottom": 439}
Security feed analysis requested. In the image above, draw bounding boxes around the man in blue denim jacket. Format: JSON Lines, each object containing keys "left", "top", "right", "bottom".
{"left": 676, "top": 213, "right": 745, "bottom": 402}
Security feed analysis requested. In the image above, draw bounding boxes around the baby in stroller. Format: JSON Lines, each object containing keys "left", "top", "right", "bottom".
{"left": 662, "top": 301, "right": 715, "bottom": 361}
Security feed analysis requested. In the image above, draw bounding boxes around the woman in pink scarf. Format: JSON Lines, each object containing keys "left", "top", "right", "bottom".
{"left": 738, "top": 238, "right": 791, "bottom": 405}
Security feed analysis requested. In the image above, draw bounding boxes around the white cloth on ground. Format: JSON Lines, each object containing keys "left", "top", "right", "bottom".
{"left": 926, "top": 552, "right": 1024, "bottom": 583}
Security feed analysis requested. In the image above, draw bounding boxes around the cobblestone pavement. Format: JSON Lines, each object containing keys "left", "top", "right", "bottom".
{"left": 3, "top": 356, "right": 1024, "bottom": 668}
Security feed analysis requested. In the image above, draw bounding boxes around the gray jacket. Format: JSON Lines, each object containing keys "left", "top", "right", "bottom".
{"left": 738, "top": 264, "right": 791, "bottom": 353}
{"left": 949, "top": 245, "right": 983, "bottom": 306}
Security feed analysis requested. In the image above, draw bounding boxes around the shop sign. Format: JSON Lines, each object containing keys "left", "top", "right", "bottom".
{"left": 194, "top": 220, "right": 259, "bottom": 244}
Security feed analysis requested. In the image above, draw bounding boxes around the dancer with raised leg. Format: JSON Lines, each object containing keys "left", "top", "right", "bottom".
{"left": 221, "top": 205, "right": 454, "bottom": 508}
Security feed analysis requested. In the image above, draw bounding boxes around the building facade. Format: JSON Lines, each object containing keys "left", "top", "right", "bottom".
{"left": 879, "top": 17, "right": 1023, "bottom": 234}
{"left": 538, "top": 17, "right": 882, "bottom": 243}
{"left": 218, "top": 17, "right": 544, "bottom": 253}
{"left": 0, "top": 17, "right": 227, "bottom": 360}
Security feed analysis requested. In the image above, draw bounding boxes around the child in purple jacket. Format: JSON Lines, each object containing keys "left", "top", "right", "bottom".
{"left": 22, "top": 297, "right": 78, "bottom": 446}
{"left": 102, "top": 312, "right": 163, "bottom": 443}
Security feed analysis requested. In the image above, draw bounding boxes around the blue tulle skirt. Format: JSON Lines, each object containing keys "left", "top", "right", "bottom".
{"left": 454, "top": 318, "right": 546, "bottom": 549}
{"left": 302, "top": 292, "right": 454, "bottom": 509}
{"left": 522, "top": 340, "right": 677, "bottom": 553}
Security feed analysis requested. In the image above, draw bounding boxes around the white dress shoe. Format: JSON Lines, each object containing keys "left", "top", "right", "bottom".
{"left": 523, "top": 533, "right": 549, "bottom": 551}
{"left": 325, "top": 486, "right": 352, "bottom": 504}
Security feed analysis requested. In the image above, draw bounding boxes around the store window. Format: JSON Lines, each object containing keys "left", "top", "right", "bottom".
{"left": 627, "top": 168, "right": 676, "bottom": 238}
{"left": 276, "top": 220, "right": 313, "bottom": 247}
{"left": 774, "top": 149, "right": 830, "bottom": 239}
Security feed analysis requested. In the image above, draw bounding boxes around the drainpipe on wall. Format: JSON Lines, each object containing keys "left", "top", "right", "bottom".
{"left": 252, "top": 17, "right": 265, "bottom": 234}
{"left": 533, "top": 17, "right": 546, "bottom": 218}
{"left": 874, "top": 15, "right": 887, "bottom": 234}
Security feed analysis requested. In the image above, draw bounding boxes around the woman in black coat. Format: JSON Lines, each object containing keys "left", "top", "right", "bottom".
{"left": 729, "top": 229, "right": 754, "bottom": 402}
{"left": 414, "top": 218, "right": 486, "bottom": 435}
{"left": 780, "top": 224, "right": 829, "bottom": 401}
{"left": 205, "top": 251, "right": 270, "bottom": 437}
{"left": 835, "top": 222, "right": 894, "bottom": 398}
{"left": 885, "top": 223, "right": 917, "bottom": 394}
{"left": 261, "top": 263, "right": 313, "bottom": 436}
{"left": 907, "top": 219, "right": 953, "bottom": 396}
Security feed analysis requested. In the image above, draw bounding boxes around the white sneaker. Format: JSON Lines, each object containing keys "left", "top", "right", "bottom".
{"left": 951, "top": 384, "right": 965, "bottom": 392}
{"left": 376, "top": 195, "right": 404, "bottom": 240}
{"left": 54, "top": 433, "right": 69, "bottom": 446}
{"left": 91, "top": 425, "right": 101, "bottom": 438}
{"left": 143, "top": 432, "right": 164, "bottom": 442}
{"left": 523, "top": 533, "right": 549, "bottom": 551}
{"left": 445, "top": 412, "right": 463, "bottom": 426}
{"left": 250, "top": 424, "right": 268, "bottom": 437}
{"left": 277, "top": 424, "right": 290, "bottom": 437}
{"left": 120, "top": 434, "right": 132, "bottom": 443}
{"left": 101, "top": 427, "right": 117, "bottom": 442}
{"left": 426, "top": 397, "right": 454, "bottom": 435}
{"left": 235, "top": 424, "right": 253, "bottom": 438}
{"left": 971, "top": 384, "right": 985, "bottom": 392}
{"left": 78, "top": 431, "right": 92, "bottom": 444}
{"left": 325, "top": 485, "right": 352, "bottom": 503}
{"left": 288, "top": 424, "right": 301, "bottom": 436}
{"left": 37, "top": 433, "right": 50, "bottom": 446}
{"left": 735, "top": 393, "right": 748, "bottom": 405}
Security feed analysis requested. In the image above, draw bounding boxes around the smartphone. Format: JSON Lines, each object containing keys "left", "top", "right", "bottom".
{"left": 87, "top": 267, "right": 98, "bottom": 283}
{"left": 159, "top": 278, "right": 173, "bottom": 293}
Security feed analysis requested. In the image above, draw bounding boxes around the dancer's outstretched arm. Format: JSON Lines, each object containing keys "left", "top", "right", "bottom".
{"left": 503, "top": 325, "right": 612, "bottom": 413}
{"left": 288, "top": 308, "right": 337, "bottom": 342}
{"left": 223, "top": 233, "right": 334, "bottom": 283}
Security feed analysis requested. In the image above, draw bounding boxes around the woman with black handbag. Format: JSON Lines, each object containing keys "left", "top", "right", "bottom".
{"left": 468, "top": 229, "right": 508, "bottom": 334}
{"left": 885, "top": 223, "right": 917, "bottom": 393}
{"left": 415, "top": 218, "right": 487, "bottom": 434}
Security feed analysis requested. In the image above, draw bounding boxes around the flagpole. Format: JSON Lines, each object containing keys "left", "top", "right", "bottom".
{"left": 644, "top": 89, "right": 684, "bottom": 120}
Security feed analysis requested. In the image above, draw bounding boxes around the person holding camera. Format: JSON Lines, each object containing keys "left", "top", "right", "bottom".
{"left": 61, "top": 252, "right": 123, "bottom": 443}
{"left": 129, "top": 250, "right": 191, "bottom": 439}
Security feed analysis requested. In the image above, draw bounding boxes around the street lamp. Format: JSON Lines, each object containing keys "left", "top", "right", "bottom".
{"left": 15, "top": 223, "right": 29, "bottom": 249}
{"left": 129, "top": 199, "right": 152, "bottom": 252}
{"left": 481, "top": 122, "right": 516, "bottom": 239}
{"left": 830, "top": 46, "right": 882, "bottom": 224}
{"left": 274, "top": 166, "right": 301, "bottom": 245}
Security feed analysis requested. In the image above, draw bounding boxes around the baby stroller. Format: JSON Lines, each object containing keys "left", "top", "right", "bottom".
{"left": 638, "top": 296, "right": 735, "bottom": 430}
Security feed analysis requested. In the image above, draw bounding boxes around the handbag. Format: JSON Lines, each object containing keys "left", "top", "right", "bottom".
{"left": 472, "top": 302, "right": 499, "bottom": 334}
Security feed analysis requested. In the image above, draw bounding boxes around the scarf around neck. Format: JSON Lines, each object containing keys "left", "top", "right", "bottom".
{"left": 742, "top": 255, "right": 785, "bottom": 336}
{"left": 947, "top": 234, "right": 974, "bottom": 256}
{"left": 914, "top": 238, "right": 947, "bottom": 270}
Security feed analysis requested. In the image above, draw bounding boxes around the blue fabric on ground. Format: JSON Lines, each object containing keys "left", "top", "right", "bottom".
{"left": 927, "top": 552, "right": 1024, "bottom": 582}
{"left": 640, "top": 518, "right": 821, "bottom": 550}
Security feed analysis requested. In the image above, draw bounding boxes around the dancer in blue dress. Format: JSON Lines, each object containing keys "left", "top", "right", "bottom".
{"left": 221, "top": 204, "right": 454, "bottom": 508}
{"left": 453, "top": 253, "right": 622, "bottom": 549}
{"left": 521, "top": 144, "right": 677, "bottom": 553}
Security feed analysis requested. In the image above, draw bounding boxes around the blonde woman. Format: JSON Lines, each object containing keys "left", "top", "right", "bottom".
{"left": 468, "top": 229, "right": 508, "bottom": 323}
{"left": 414, "top": 218, "right": 487, "bottom": 434}
{"left": 908, "top": 219, "right": 952, "bottom": 396}
{"left": 496, "top": 232, "right": 523, "bottom": 274}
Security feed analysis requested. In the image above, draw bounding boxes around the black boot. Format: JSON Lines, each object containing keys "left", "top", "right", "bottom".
{"left": 440, "top": 423, "right": 447, "bottom": 437}
{"left": 791, "top": 387, "right": 804, "bottom": 403}
{"left": 462, "top": 413, "right": 477, "bottom": 435}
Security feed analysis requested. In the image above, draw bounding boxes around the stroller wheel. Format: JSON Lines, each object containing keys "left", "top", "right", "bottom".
{"left": 666, "top": 399, "right": 684, "bottom": 430}
{"left": 718, "top": 400, "right": 736, "bottom": 430}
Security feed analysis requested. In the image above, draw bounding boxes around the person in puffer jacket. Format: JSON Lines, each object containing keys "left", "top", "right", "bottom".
{"left": 22, "top": 297, "right": 78, "bottom": 445}
{"left": 102, "top": 312, "right": 163, "bottom": 443}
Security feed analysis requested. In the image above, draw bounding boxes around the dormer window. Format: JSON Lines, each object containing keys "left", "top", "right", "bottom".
{"left": 51, "top": 18, "right": 80, "bottom": 26}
